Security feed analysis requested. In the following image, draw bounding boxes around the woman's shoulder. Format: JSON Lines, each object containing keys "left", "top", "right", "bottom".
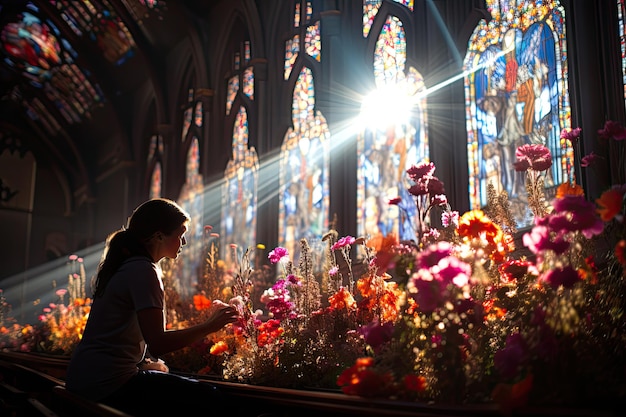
{"left": 119, "top": 256, "right": 158, "bottom": 274}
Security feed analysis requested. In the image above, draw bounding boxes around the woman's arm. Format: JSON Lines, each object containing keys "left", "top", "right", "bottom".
{"left": 137, "top": 300, "right": 238, "bottom": 357}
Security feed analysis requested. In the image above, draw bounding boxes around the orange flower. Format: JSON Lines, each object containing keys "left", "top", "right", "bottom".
{"left": 457, "top": 210, "right": 500, "bottom": 241}
{"left": 556, "top": 182, "right": 585, "bottom": 198}
{"left": 193, "top": 294, "right": 212, "bottom": 311}
{"left": 209, "top": 340, "right": 229, "bottom": 355}
{"left": 328, "top": 287, "right": 356, "bottom": 311}
{"left": 596, "top": 188, "right": 625, "bottom": 222}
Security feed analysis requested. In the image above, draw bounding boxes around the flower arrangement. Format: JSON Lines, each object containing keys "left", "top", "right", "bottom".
{"left": 196, "top": 122, "right": 626, "bottom": 411}
{"left": 1, "top": 121, "right": 625, "bottom": 414}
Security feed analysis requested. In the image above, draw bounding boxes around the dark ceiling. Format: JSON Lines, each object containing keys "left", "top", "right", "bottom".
{"left": 0, "top": 0, "right": 215, "bottom": 202}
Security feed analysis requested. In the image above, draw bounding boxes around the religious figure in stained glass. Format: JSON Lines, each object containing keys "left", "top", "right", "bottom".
{"left": 357, "top": 12, "right": 428, "bottom": 243}
{"left": 464, "top": 0, "right": 571, "bottom": 228}
{"left": 222, "top": 107, "right": 259, "bottom": 267}
{"left": 279, "top": 67, "right": 330, "bottom": 261}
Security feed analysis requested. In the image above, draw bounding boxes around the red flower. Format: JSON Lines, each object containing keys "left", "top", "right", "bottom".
{"left": 513, "top": 144, "right": 553, "bottom": 172}
{"left": 404, "top": 374, "right": 427, "bottom": 393}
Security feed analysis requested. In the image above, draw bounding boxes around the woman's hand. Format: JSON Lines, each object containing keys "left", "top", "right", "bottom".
{"left": 206, "top": 300, "right": 239, "bottom": 332}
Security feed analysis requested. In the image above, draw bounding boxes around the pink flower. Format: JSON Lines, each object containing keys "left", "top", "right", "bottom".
{"left": 560, "top": 127, "right": 581, "bottom": 145}
{"left": 329, "top": 266, "right": 339, "bottom": 276}
{"left": 522, "top": 225, "right": 569, "bottom": 255}
{"left": 513, "top": 144, "right": 553, "bottom": 172}
{"left": 332, "top": 236, "right": 356, "bottom": 250}
{"left": 268, "top": 247, "right": 289, "bottom": 264}
{"left": 597, "top": 120, "right": 626, "bottom": 141}
{"left": 441, "top": 210, "right": 459, "bottom": 228}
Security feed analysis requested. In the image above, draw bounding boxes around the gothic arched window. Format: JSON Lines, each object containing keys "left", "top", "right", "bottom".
{"left": 357, "top": 2, "right": 428, "bottom": 242}
{"left": 464, "top": 0, "right": 571, "bottom": 228}
{"left": 222, "top": 107, "right": 259, "bottom": 266}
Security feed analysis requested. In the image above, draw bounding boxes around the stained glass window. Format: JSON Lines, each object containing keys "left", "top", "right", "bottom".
{"left": 181, "top": 107, "right": 192, "bottom": 140}
{"left": 0, "top": 4, "right": 103, "bottom": 134}
{"left": 194, "top": 101, "right": 203, "bottom": 127}
{"left": 357, "top": 11, "right": 428, "bottom": 242}
{"left": 284, "top": 36, "right": 300, "bottom": 80}
{"left": 147, "top": 135, "right": 163, "bottom": 198}
{"left": 226, "top": 76, "right": 240, "bottom": 115}
{"left": 222, "top": 107, "right": 259, "bottom": 266}
{"left": 617, "top": 0, "right": 626, "bottom": 101}
{"left": 243, "top": 67, "right": 254, "bottom": 99}
{"left": 48, "top": 0, "right": 136, "bottom": 65}
{"left": 178, "top": 137, "right": 204, "bottom": 298}
{"left": 285, "top": 1, "right": 321, "bottom": 80}
{"left": 305, "top": 22, "right": 321, "bottom": 62}
{"left": 279, "top": 67, "right": 330, "bottom": 262}
{"left": 363, "top": 0, "right": 414, "bottom": 37}
{"left": 149, "top": 162, "right": 162, "bottom": 199}
{"left": 464, "top": 0, "right": 571, "bottom": 228}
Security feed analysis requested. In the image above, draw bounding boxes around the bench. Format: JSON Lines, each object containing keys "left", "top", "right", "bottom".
{"left": 50, "top": 385, "right": 134, "bottom": 417}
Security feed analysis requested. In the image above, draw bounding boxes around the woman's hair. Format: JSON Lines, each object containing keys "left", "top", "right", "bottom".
{"left": 93, "top": 198, "right": 190, "bottom": 298}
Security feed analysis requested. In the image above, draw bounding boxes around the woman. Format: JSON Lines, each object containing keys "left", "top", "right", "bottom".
{"left": 65, "top": 198, "right": 239, "bottom": 415}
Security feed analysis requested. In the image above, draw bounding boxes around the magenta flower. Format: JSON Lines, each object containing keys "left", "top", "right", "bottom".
{"left": 268, "top": 247, "right": 289, "bottom": 264}
{"left": 494, "top": 333, "right": 528, "bottom": 380}
{"left": 332, "top": 236, "right": 356, "bottom": 250}
{"left": 598, "top": 120, "right": 626, "bottom": 141}
{"left": 560, "top": 127, "right": 582, "bottom": 145}
{"left": 408, "top": 182, "right": 428, "bottom": 196}
{"left": 416, "top": 241, "right": 453, "bottom": 269}
{"left": 541, "top": 266, "right": 580, "bottom": 289}
{"left": 551, "top": 196, "right": 604, "bottom": 238}
{"left": 513, "top": 144, "right": 553, "bottom": 172}
{"left": 359, "top": 321, "right": 395, "bottom": 353}
{"left": 580, "top": 151, "right": 602, "bottom": 167}
{"left": 407, "top": 162, "right": 435, "bottom": 182}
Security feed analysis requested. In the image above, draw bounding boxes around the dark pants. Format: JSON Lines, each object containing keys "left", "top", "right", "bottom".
{"left": 101, "top": 370, "right": 230, "bottom": 416}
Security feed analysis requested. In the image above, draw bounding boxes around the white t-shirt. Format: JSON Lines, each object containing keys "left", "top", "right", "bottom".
{"left": 65, "top": 256, "right": 164, "bottom": 401}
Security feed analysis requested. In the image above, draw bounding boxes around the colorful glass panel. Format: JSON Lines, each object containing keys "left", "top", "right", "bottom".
{"left": 226, "top": 75, "right": 239, "bottom": 115}
{"left": 48, "top": 0, "right": 136, "bottom": 65}
{"left": 284, "top": 35, "right": 300, "bottom": 80}
{"left": 617, "top": 0, "right": 626, "bottom": 101}
{"left": 244, "top": 40, "right": 251, "bottom": 64}
{"left": 181, "top": 107, "right": 192, "bottom": 140}
{"left": 194, "top": 101, "right": 203, "bottom": 127}
{"left": 279, "top": 67, "right": 330, "bottom": 263}
{"left": 177, "top": 137, "right": 204, "bottom": 298}
{"left": 243, "top": 67, "right": 254, "bottom": 99}
{"left": 373, "top": 16, "right": 406, "bottom": 87}
{"left": 149, "top": 162, "right": 162, "bottom": 199}
{"left": 464, "top": 0, "right": 571, "bottom": 228}
{"left": 305, "top": 22, "right": 321, "bottom": 62}
{"left": 0, "top": 6, "right": 102, "bottom": 132}
{"left": 363, "top": 0, "right": 413, "bottom": 37}
{"left": 222, "top": 107, "right": 259, "bottom": 267}
{"left": 357, "top": 19, "right": 428, "bottom": 243}
{"left": 294, "top": 2, "right": 301, "bottom": 28}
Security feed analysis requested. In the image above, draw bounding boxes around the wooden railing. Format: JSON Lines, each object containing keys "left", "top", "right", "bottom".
{"left": 0, "top": 350, "right": 619, "bottom": 417}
